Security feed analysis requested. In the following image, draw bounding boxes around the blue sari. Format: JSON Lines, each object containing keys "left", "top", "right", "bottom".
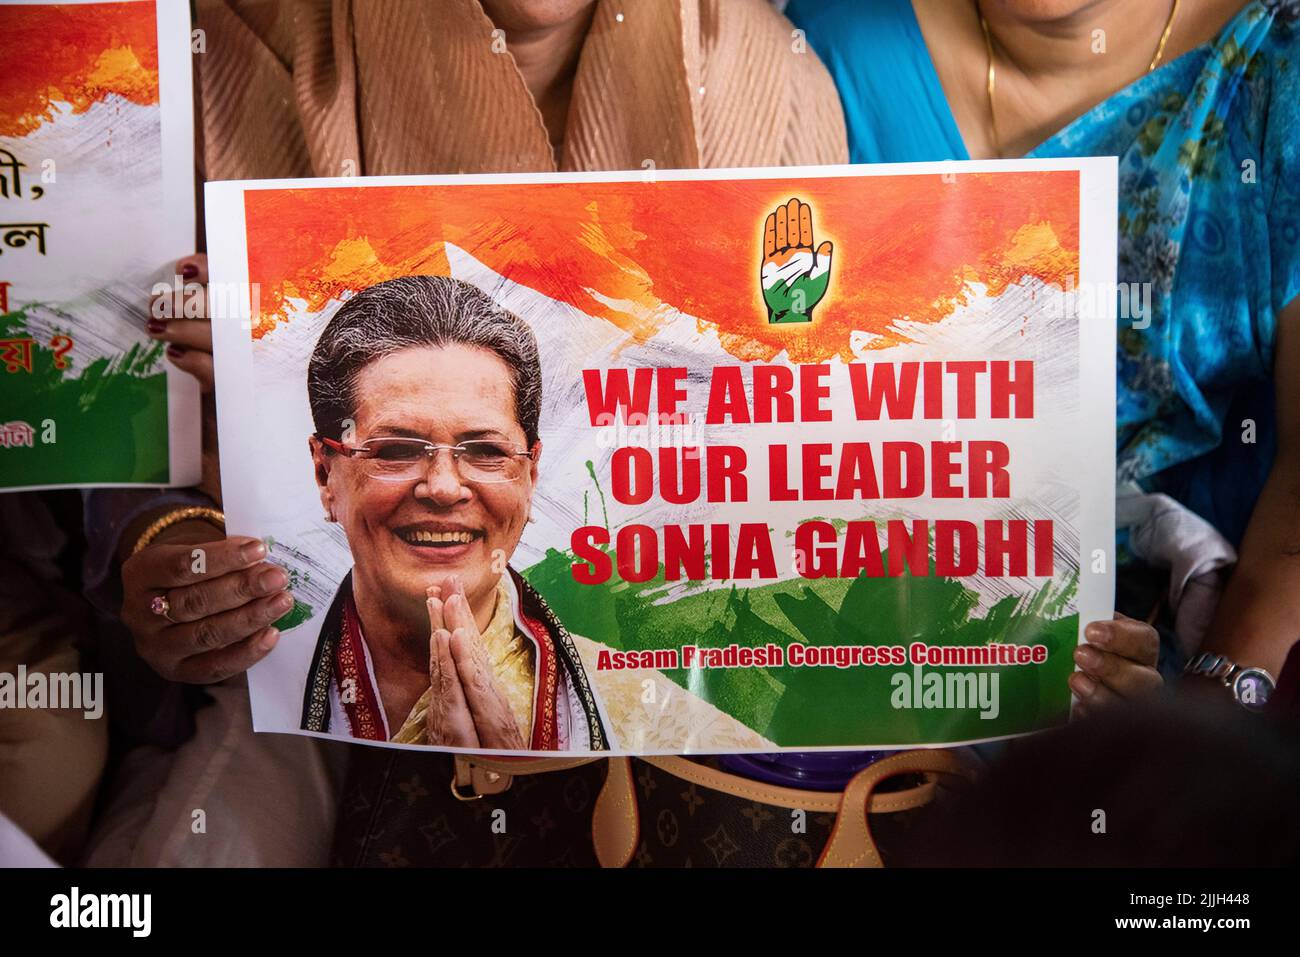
{"left": 790, "top": 0, "right": 1300, "bottom": 548}
{"left": 727, "top": 0, "right": 1300, "bottom": 790}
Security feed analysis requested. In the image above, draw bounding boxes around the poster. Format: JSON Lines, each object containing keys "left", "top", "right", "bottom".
{"left": 207, "top": 159, "right": 1116, "bottom": 756}
{"left": 0, "top": 0, "right": 198, "bottom": 491}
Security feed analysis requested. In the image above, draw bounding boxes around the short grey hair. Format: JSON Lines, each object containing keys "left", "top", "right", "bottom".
{"left": 307, "top": 275, "right": 541, "bottom": 445}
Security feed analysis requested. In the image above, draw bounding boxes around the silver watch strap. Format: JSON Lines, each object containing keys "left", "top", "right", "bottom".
{"left": 1188, "top": 653, "right": 1238, "bottom": 685}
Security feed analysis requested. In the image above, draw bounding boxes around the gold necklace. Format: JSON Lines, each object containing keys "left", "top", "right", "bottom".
{"left": 979, "top": 0, "right": 1181, "bottom": 157}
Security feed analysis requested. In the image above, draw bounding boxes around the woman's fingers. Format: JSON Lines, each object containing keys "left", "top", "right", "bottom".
{"left": 122, "top": 536, "right": 268, "bottom": 601}
{"left": 149, "top": 287, "right": 208, "bottom": 323}
{"left": 1069, "top": 669, "right": 1121, "bottom": 711}
{"left": 425, "top": 581, "right": 481, "bottom": 746}
{"left": 427, "top": 628, "right": 478, "bottom": 747}
{"left": 166, "top": 344, "right": 214, "bottom": 393}
{"left": 450, "top": 626, "right": 524, "bottom": 749}
{"left": 427, "top": 579, "right": 517, "bottom": 746}
{"left": 173, "top": 625, "right": 280, "bottom": 685}
{"left": 442, "top": 582, "right": 476, "bottom": 634}
{"left": 1075, "top": 643, "right": 1163, "bottom": 699}
{"left": 427, "top": 630, "right": 447, "bottom": 744}
{"left": 149, "top": 253, "right": 209, "bottom": 323}
{"left": 1067, "top": 614, "right": 1163, "bottom": 714}
{"left": 165, "top": 589, "right": 293, "bottom": 657}
{"left": 425, "top": 584, "right": 445, "bottom": 634}
{"left": 121, "top": 535, "right": 281, "bottom": 683}
{"left": 1085, "top": 615, "right": 1160, "bottom": 668}
{"left": 146, "top": 254, "right": 213, "bottom": 391}
{"left": 164, "top": 561, "right": 288, "bottom": 623}
{"left": 148, "top": 318, "right": 213, "bottom": 351}
{"left": 133, "top": 587, "right": 289, "bottom": 683}
{"left": 179, "top": 253, "right": 208, "bottom": 284}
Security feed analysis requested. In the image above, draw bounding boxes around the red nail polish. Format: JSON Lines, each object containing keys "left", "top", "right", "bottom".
{"left": 146, "top": 320, "right": 166, "bottom": 335}
{"left": 181, "top": 262, "right": 198, "bottom": 279}
{"left": 166, "top": 345, "right": 186, "bottom": 358}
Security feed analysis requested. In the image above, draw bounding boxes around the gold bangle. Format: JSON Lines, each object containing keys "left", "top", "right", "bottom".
{"left": 131, "top": 506, "right": 227, "bottom": 555}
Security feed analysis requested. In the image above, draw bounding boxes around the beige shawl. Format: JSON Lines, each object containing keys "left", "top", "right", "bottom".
{"left": 194, "top": 0, "right": 847, "bottom": 182}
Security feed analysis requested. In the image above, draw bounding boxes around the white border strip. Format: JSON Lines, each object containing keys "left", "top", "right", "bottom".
{"left": 157, "top": 0, "right": 200, "bottom": 486}
{"left": 207, "top": 157, "right": 1119, "bottom": 753}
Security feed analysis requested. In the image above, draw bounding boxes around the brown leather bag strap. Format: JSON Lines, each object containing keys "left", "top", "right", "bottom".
{"left": 452, "top": 755, "right": 604, "bottom": 798}
{"left": 458, "top": 751, "right": 970, "bottom": 867}
{"left": 590, "top": 751, "right": 965, "bottom": 867}
{"left": 644, "top": 755, "right": 843, "bottom": 811}
{"left": 818, "top": 749, "right": 976, "bottom": 868}
{"left": 591, "top": 757, "right": 639, "bottom": 867}
{"left": 460, "top": 755, "right": 604, "bottom": 776}
{"left": 642, "top": 754, "right": 945, "bottom": 813}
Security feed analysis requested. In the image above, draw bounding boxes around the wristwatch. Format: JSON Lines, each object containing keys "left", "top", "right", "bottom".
{"left": 1183, "top": 652, "right": 1275, "bottom": 712}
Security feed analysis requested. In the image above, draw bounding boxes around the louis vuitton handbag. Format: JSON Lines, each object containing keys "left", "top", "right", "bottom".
{"left": 331, "top": 748, "right": 975, "bottom": 868}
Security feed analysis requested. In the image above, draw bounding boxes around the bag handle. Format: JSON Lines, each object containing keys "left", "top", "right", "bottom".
{"left": 592, "top": 757, "right": 640, "bottom": 867}
{"left": 450, "top": 755, "right": 604, "bottom": 800}
{"left": 458, "top": 755, "right": 604, "bottom": 776}
{"left": 818, "top": 749, "right": 976, "bottom": 868}
{"left": 591, "top": 751, "right": 971, "bottom": 868}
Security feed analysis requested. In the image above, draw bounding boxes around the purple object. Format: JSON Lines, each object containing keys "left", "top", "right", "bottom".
{"left": 719, "top": 751, "right": 888, "bottom": 791}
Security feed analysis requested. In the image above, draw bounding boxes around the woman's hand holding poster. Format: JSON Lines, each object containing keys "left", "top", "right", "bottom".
{"left": 0, "top": 0, "right": 197, "bottom": 491}
{"left": 206, "top": 159, "right": 1117, "bottom": 755}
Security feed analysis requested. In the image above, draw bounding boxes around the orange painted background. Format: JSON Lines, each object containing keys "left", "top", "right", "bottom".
{"left": 244, "top": 172, "right": 1079, "bottom": 363}
{"left": 0, "top": 1, "right": 158, "bottom": 138}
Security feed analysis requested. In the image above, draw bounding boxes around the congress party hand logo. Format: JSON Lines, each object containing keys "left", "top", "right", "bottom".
{"left": 761, "top": 197, "right": 833, "bottom": 324}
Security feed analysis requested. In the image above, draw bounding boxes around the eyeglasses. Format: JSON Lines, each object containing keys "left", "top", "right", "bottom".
{"left": 318, "top": 436, "right": 535, "bottom": 484}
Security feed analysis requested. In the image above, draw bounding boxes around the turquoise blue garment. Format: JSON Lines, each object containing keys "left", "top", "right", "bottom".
{"left": 788, "top": 0, "right": 968, "bottom": 163}
{"left": 787, "top": 0, "right": 968, "bottom": 164}
{"left": 788, "top": 0, "right": 1300, "bottom": 548}
{"left": 736, "top": 0, "right": 1300, "bottom": 792}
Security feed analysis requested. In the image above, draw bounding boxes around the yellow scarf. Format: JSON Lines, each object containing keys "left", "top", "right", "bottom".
{"left": 392, "top": 579, "right": 536, "bottom": 745}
